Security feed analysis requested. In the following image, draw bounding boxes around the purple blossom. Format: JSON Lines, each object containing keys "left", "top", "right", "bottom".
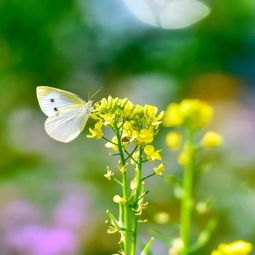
{"left": 7, "top": 226, "right": 78, "bottom": 255}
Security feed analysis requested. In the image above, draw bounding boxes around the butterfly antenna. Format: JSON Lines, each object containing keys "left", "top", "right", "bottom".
{"left": 89, "top": 87, "right": 103, "bottom": 101}
{"left": 87, "top": 90, "right": 91, "bottom": 101}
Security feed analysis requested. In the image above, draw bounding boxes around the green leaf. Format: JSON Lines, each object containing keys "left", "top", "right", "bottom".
{"left": 141, "top": 237, "right": 155, "bottom": 255}
{"left": 150, "top": 230, "right": 173, "bottom": 245}
{"left": 190, "top": 218, "right": 218, "bottom": 252}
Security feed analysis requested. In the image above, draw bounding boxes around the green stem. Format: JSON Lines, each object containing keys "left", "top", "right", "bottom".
{"left": 131, "top": 146, "right": 143, "bottom": 255}
{"left": 114, "top": 124, "right": 131, "bottom": 255}
{"left": 180, "top": 128, "right": 195, "bottom": 255}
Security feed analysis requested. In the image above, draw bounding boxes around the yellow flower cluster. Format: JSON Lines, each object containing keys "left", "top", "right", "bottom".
{"left": 211, "top": 240, "right": 253, "bottom": 255}
{"left": 163, "top": 99, "right": 214, "bottom": 129}
{"left": 88, "top": 96, "right": 164, "bottom": 146}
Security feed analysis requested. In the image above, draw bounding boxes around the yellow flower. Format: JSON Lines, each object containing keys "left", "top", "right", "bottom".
{"left": 89, "top": 97, "right": 163, "bottom": 159}
{"left": 122, "top": 121, "right": 137, "bottom": 142}
{"left": 118, "top": 163, "right": 128, "bottom": 173}
{"left": 166, "top": 131, "right": 182, "bottom": 149}
{"left": 211, "top": 240, "right": 253, "bottom": 255}
{"left": 87, "top": 120, "right": 104, "bottom": 139}
{"left": 144, "top": 145, "right": 162, "bottom": 161}
{"left": 104, "top": 166, "right": 114, "bottom": 180}
{"left": 201, "top": 131, "right": 223, "bottom": 148}
{"left": 136, "top": 129, "right": 154, "bottom": 145}
{"left": 113, "top": 195, "right": 126, "bottom": 204}
{"left": 154, "top": 163, "right": 165, "bottom": 176}
{"left": 101, "top": 113, "right": 115, "bottom": 126}
{"left": 152, "top": 110, "right": 164, "bottom": 126}
{"left": 163, "top": 103, "right": 184, "bottom": 127}
{"left": 144, "top": 104, "right": 158, "bottom": 117}
{"left": 107, "top": 226, "right": 118, "bottom": 234}
{"left": 123, "top": 101, "right": 134, "bottom": 117}
{"left": 105, "top": 136, "right": 119, "bottom": 151}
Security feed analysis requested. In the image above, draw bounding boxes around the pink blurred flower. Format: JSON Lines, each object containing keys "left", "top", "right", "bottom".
{"left": 7, "top": 226, "right": 78, "bottom": 255}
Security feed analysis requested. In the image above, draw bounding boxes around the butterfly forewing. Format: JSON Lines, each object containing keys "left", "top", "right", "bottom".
{"left": 37, "top": 86, "right": 85, "bottom": 117}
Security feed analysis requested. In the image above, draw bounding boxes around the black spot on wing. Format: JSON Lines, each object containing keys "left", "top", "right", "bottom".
{"left": 54, "top": 107, "right": 58, "bottom": 111}
{"left": 50, "top": 98, "right": 55, "bottom": 102}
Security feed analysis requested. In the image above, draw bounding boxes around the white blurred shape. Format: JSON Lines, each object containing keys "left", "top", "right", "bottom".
{"left": 122, "top": 0, "right": 158, "bottom": 27}
{"left": 122, "top": 0, "right": 210, "bottom": 29}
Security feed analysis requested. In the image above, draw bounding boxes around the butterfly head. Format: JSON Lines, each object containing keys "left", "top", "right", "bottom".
{"left": 85, "top": 100, "right": 93, "bottom": 113}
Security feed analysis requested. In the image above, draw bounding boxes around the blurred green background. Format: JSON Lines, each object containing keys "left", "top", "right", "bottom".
{"left": 0, "top": 0, "right": 255, "bottom": 254}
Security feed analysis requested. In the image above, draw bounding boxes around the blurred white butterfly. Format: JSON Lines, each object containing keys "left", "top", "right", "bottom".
{"left": 122, "top": 0, "right": 210, "bottom": 29}
{"left": 36, "top": 86, "right": 93, "bottom": 143}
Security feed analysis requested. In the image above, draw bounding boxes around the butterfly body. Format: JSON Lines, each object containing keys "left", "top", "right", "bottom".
{"left": 36, "top": 86, "right": 92, "bottom": 143}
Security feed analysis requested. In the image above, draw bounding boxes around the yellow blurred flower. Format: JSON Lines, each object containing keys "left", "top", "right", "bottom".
{"left": 196, "top": 201, "right": 209, "bottom": 214}
{"left": 211, "top": 240, "right": 253, "bottom": 255}
{"left": 169, "top": 238, "right": 184, "bottom": 255}
{"left": 163, "top": 99, "right": 214, "bottom": 129}
{"left": 154, "top": 212, "right": 170, "bottom": 224}
{"left": 130, "top": 179, "right": 138, "bottom": 190}
{"left": 201, "top": 131, "right": 223, "bottom": 148}
{"left": 163, "top": 103, "right": 184, "bottom": 127}
{"left": 105, "top": 136, "right": 119, "bottom": 151}
{"left": 180, "top": 99, "right": 214, "bottom": 128}
{"left": 144, "top": 145, "right": 162, "bottom": 161}
{"left": 154, "top": 163, "right": 165, "bottom": 176}
{"left": 166, "top": 131, "right": 182, "bottom": 149}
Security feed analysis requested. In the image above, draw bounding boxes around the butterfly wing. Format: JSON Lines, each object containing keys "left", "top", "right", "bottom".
{"left": 36, "top": 86, "right": 85, "bottom": 117}
{"left": 37, "top": 86, "right": 92, "bottom": 143}
{"left": 160, "top": 0, "right": 210, "bottom": 29}
{"left": 44, "top": 105, "right": 90, "bottom": 143}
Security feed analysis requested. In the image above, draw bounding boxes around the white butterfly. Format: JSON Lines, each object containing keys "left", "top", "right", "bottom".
{"left": 36, "top": 86, "right": 93, "bottom": 143}
{"left": 122, "top": 0, "right": 210, "bottom": 29}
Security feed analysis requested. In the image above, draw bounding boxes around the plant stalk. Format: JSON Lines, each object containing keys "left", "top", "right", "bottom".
{"left": 115, "top": 125, "right": 131, "bottom": 255}
{"left": 130, "top": 146, "right": 143, "bottom": 255}
{"left": 180, "top": 128, "right": 195, "bottom": 255}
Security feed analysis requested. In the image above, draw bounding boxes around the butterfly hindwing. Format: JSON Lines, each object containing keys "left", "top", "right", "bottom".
{"left": 45, "top": 105, "right": 90, "bottom": 143}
